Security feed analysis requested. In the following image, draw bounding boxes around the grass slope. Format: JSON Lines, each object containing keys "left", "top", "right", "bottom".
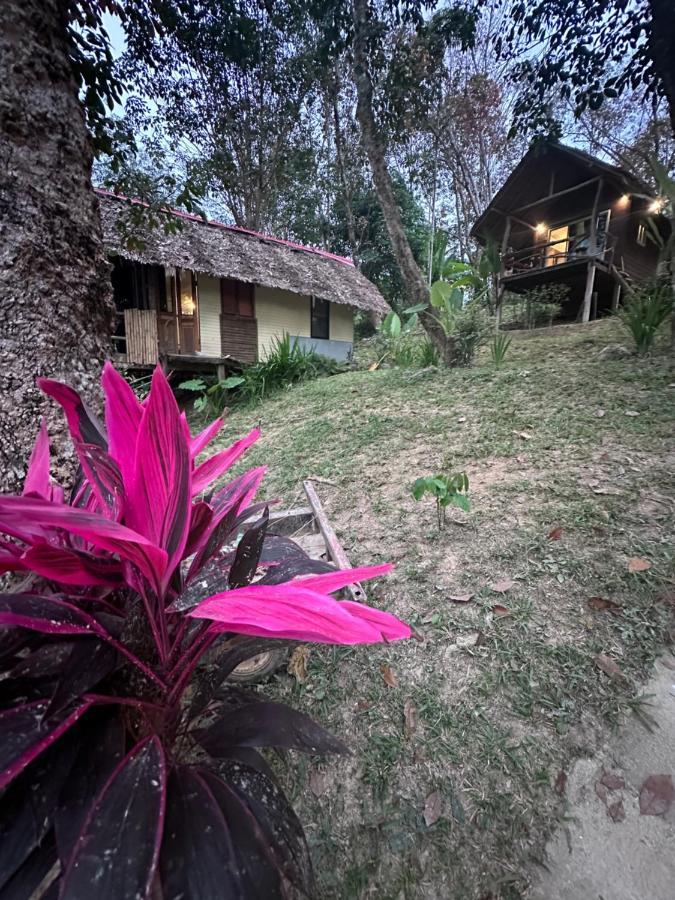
{"left": 217, "top": 321, "right": 674, "bottom": 899}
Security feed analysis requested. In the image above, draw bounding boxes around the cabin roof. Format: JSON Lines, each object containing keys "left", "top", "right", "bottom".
{"left": 97, "top": 189, "right": 390, "bottom": 316}
{"left": 471, "top": 141, "right": 652, "bottom": 242}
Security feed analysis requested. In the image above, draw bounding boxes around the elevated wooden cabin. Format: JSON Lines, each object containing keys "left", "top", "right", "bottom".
{"left": 98, "top": 190, "right": 389, "bottom": 373}
{"left": 471, "top": 142, "right": 665, "bottom": 322}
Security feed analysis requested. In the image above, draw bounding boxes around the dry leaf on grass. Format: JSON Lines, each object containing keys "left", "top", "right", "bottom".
{"left": 547, "top": 526, "right": 564, "bottom": 540}
{"left": 287, "top": 645, "right": 310, "bottom": 682}
{"left": 624, "top": 410, "right": 640, "bottom": 417}
{"left": 595, "top": 408, "right": 606, "bottom": 418}
{"left": 595, "top": 654, "right": 626, "bottom": 681}
{"left": 423, "top": 791, "right": 443, "bottom": 827}
{"left": 491, "top": 578, "right": 515, "bottom": 593}
{"left": 600, "top": 770, "right": 625, "bottom": 791}
{"left": 588, "top": 596, "right": 622, "bottom": 614}
{"left": 627, "top": 557, "right": 651, "bottom": 573}
{"left": 380, "top": 663, "right": 398, "bottom": 688}
{"left": 607, "top": 799, "right": 625, "bottom": 822}
{"left": 309, "top": 770, "right": 327, "bottom": 797}
{"left": 356, "top": 699, "right": 372, "bottom": 711}
{"left": 403, "top": 698, "right": 418, "bottom": 739}
{"left": 639, "top": 775, "right": 674, "bottom": 816}
{"left": 554, "top": 771, "right": 567, "bottom": 795}
{"left": 491, "top": 604, "right": 510, "bottom": 617}
{"left": 448, "top": 593, "right": 474, "bottom": 604}
{"left": 513, "top": 430, "right": 533, "bottom": 440}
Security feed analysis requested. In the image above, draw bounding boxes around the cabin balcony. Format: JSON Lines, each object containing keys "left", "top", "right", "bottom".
{"left": 500, "top": 232, "right": 616, "bottom": 291}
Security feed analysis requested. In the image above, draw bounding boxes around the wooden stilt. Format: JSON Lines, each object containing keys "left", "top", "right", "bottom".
{"left": 611, "top": 281, "right": 622, "bottom": 311}
{"left": 582, "top": 263, "right": 596, "bottom": 323}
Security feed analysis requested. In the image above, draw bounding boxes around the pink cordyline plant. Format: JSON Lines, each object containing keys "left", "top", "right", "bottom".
{"left": 0, "top": 363, "right": 409, "bottom": 900}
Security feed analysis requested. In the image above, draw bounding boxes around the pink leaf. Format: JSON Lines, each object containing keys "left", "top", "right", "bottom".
{"left": 22, "top": 544, "right": 123, "bottom": 586}
{"left": 190, "top": 418, "right": 224, "bottom": 459}
{"left": 0, "top": 496, "right": 167, "bottom": 592}
{"left": 101, "top": 361, "right": 143, "bottom": 490}
{"left": 639, "top": 775, "right": 674, "bottom": 816}
{"left": 38, "top": 378, "right": 106, "bottom": 448}
{"left": 191, "top": 428, "right": 260, "bottom": 496}
{"left": 126, "top": 367, "right": 191, "bottom": 580}
{"left": 23, "top": 419, "right": 51, "bottom": 498}
{"left": 293, "top": 563, "right": 393, "bottom": 595}
{"left": 191, "top": 576, "right": 410, "bottom": 645}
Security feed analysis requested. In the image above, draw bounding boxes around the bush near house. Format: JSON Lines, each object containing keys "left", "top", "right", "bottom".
{"left": 617, "top": 279, "right": 673, "bottom": 355}
{"left": 0, "top": 364, "right": 409, "bottom": 898}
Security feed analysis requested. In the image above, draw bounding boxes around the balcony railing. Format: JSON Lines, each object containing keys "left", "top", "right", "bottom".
{"left": 503, "top": 233, "right": 615, "bottom": 277}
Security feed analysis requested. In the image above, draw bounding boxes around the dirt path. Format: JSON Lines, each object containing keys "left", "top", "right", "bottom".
{"left": 529, "top": 658, "right": 675, "bottom": 900}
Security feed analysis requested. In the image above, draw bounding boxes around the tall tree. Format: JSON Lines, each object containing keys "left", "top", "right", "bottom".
{"left": 349, "top": 0, "right": 477, "bottom": 364}
{"left": 0, "top": 0, "right": 114, "bottom": 491}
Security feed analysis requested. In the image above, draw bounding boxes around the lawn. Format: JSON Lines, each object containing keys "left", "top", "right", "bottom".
{"left": 214, "top": 320, "right": 674, "bottom": 899}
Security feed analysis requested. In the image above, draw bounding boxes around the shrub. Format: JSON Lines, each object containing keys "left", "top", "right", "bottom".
{"left": 618, "top": 281, "right": 673, "bottom": 355}
{"left": 0, "top": 364, "right": 410, "bottom": 898}
{"left": 490, "top": 332, "right": 512, "bottom": 367}
{"left": 451, "top": 302, "right": 491, "bottom": 366}
{"left": 179, "top": 374, "right": 245, "bottom": 418}
{"left": 411, "top": 471, "right": 470, "bottom": 528}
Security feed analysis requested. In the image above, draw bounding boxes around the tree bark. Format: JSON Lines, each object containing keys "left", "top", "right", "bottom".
{"left": 0, "top": 0, "right": 113, "bottom": 492}
{"left": 351, "top": 0, "right": 456, "bottom": 365}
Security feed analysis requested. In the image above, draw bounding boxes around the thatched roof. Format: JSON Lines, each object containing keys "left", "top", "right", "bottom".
{"left": 97, "top": 190, "right": 389, "bottom": 316}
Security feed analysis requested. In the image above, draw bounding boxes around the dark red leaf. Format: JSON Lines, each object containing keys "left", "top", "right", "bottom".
{"left": 196, "top": 701, "right": 349, "bottom": 756}
{"left": 0, "top": 593, "right": 105, "bottom": 637}
{"left": 0, "top": 699, "right": 92, "bottom": 791}
{"left": 492, "top": 604, "right": 510, "bottom": 616}
{"left": 0, "top": 832, "right": 58, "bottom": 900}
{"left": 423, "top": 791, "right": 443, "bottom": 826}
{"left": 380, "top": 663, "right": 398, "bottom": 687}
{"left": 594, "top": 654, "right": 626, "bottom": 681}
{"left": 228, "top": 508, "right": 269, "bottom": 589}
{"left": 184, "top": 501, "right": 213, "bottom": 557}
{"left": 161, "top": 767, "right": 282, "bottom": 899}
{"left": 639, "top": 774, "right": 674, "bottom": 816}
{"left": 547, "top": 527, "right": 564, "bottom": 540}
{"left": 45, "top": 638, "right": 117, "bottom": 718}
{"left": 60, "top": 737, "right": 166, "bottom": 900}
{"left": 38, "top": 379, "right": 107, "bottom": 449}
{"left": 22, "top": 545, "right": 124, "bottom": 586}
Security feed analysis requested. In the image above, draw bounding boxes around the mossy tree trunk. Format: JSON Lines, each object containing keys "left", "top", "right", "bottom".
{"left": 0, "top": 0, "right": 114, "bottom": 491}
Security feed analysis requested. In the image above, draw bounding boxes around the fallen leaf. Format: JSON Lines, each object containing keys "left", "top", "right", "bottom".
{"left": 423, "top": 791, "right": 443, "bottom": 827}
{"left": 607, "top": 799, "right": 625, "bottom": 822}
{"left": 595, "top": 781, "right": 609, "bottom": 803}
{"left": 403, "top": 698, "right": 418, "bottom": 739}
{"left": 287, "top": 645, "right": 310, "bottom": 683}
{"left": 627, "top": 557, "right": 651, "bottom": 573}
{"left": 548, "top": 526, "right": 564, "bottom": 541}
{"left": 639, "top": 775, "right": 674, "bottom": 816}
{"left": 491, "top": 578, "right": 515, "bottom": 593}
{"left": 588, "top": 596, "right": 622, "bottom": 614}
{"left": 356, "top": 699, "right": 372, "bottom": 711}
{"left": 554, "top": 771, "right": 567, "bottom": 795}
{"left": 309, "top": 770, "right": 327, "bottom": 797}
{"left": 380, "top": 664, "right": 398, "bottom": 688}
{"left": 513, "top": 430, "right": 532, "bottom": 440}
{"left": 455, "top": 631, "right": 481, "bottom": 649}
{"left": 457, "top": 416, "right": 466, "bottom": 423}
{"left": 448, "top": 593, "right": 474, "bottom": 604}
{"left": 491, "top": 604, "right": 510, "bottom": 617}
{"left": 595, "top": 408, "right": 606, "bottom": 418}
{"left": 595, "top": 654, "right": 626, "bottom": 681}
{"left": 598, "top": 451, "right": 610, "bottom": 462}
{"left": 600, "top": 770, "right": 625, "bottom": 791}
{"left": 625, "top": 410, "right": 639, "bottom": 417}
{"left": 368, "top": 362, "right": 380, "bottom": 372}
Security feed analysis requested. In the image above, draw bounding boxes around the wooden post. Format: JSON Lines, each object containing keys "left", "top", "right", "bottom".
{"left": 582, "top": 262, "right": 596, "bottom": 323}
{"left": 611, "top": 281, "right": 622, "bottom": 311}
{"left": 589, "top": 178, "right": 603, "bottom": 256}
{"left": 496, "top": 216, "right": 512, "bottom": 329}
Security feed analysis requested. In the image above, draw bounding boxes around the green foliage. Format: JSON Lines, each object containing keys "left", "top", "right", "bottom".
{"left": 617, "top": 281, "right": 673, "bottom": 355}
{"left": 451, "top": 302, "right": 492, "bottom": 366}
{"left": 490, "top": 332, "right": 512, "bottom": 367}
{"left": 411, "top": 471, "right": 470, "bottom": 528}
{"left": 238, "top": 334, "right": 339, "bottom": 405}
{"left": 179, "top": 375, "right": 245, "bottom": 418}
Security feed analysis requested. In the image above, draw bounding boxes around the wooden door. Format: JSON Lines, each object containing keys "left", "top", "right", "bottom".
{"left": 157, "top": 268, "right": 199, "bottom": 355}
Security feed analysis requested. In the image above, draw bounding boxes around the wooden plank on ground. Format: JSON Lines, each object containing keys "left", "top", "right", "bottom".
{"left": 303, "top": 480, "right": 367, "bottom": 603}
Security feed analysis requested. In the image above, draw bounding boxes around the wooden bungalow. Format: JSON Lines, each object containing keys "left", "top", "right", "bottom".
{"left": 471, "top": 142, "right": 665, "bottom": 323}
{"left": 97, "top": 190, "right": 389, "bottom": 372}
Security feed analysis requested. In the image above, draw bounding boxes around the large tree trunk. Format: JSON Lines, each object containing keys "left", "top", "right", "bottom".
{"left": 0, "top": 0, "right": 113, "bottom": 492}
{"left": 351, "top": 0, "right": 456, "bottom": 365}
{"left": 647, "top": 0, "right": 675, "bottom": 351}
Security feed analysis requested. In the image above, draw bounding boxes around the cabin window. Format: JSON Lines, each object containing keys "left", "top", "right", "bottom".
{"left": 637, "top": 223, "right": 647, "bottom": 246}
{"left": 221, "top": 279, "right": 255, "bottom": 317}
{"left": 311, "top": 297, "right": 329, "bottom": 340}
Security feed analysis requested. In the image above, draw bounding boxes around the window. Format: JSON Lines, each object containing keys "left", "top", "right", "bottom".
{"left": 221, "top": 279, "right": 254, "bottom": 317}
{"left": 637, "top": 223, "right": 646, "bottom": 247}
{"left": 311, "top": 297, "right": 329, "bottom": 340}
